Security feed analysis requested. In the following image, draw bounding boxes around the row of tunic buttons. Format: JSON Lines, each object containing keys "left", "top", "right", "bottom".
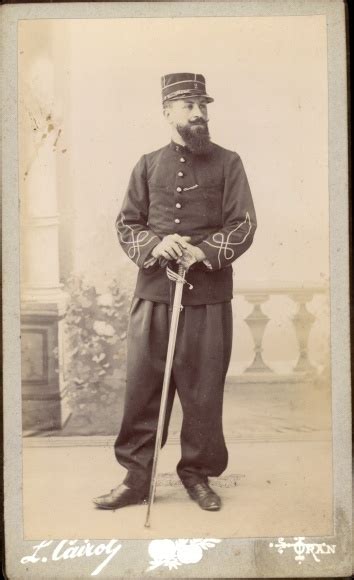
{"left": 175, "top": 189, "right": 181, "bottom": 222}
{"left": 175, "top": 158, "right": 185, "bottom": 222}
{"left": 177, "top": 169, "right": 184, "bottom": 192}
{"left": 175, "top": 198, "right": 181, "bottom": 222}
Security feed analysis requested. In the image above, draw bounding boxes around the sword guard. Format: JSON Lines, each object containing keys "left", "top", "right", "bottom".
{"left": 166, "top": 266, "right": 193, "bottom": 290}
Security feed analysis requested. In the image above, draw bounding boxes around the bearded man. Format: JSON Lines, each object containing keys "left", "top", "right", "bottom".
{"left": 93, "top": 72, "right": 257, "bottom": 512}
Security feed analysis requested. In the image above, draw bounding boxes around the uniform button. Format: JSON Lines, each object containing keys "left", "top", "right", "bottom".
{"left": 176, "top": 202, "right": 182, "bottom": 209}
{"left": 178, "top": 171, "right": 184, "bottom": 177}
{"left": 174, "top": 218, "right": 181, "bottom": 224}
{"left": 176, "top": 187, "right": 182, "bottom": 192}
{"left": 180, "top": 157, "right": 186, "bottom": 163}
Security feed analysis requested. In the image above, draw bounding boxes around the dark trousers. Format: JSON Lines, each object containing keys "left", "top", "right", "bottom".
{"left": 114, "top": 297, "right": 232, "bottom": 490}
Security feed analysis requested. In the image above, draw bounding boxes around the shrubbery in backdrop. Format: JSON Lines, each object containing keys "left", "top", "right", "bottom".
{"left": 62, "top": 275, "right": 131, "bottom": 434}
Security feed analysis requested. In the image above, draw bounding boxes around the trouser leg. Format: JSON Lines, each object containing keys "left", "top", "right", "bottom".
{"left": 114, "top": 298, "right": 175, "bottom": 491}
{"left": 115, "top": 298, "right": 233, "bottom": 491}
{"left": 173, "top": 302, "right": 233, "bottom": 487}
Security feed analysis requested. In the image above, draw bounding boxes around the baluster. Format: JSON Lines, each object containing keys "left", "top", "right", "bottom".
{"left": 289, "top": 291, "right": 316, "bottom": 373}
{"left": 244, "top": 293, "right": 272, "bottom": 373}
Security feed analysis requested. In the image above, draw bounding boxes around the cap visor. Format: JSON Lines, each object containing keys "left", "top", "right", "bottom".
{"left": 166, "top": 94, "right": 214, "bottom": 104}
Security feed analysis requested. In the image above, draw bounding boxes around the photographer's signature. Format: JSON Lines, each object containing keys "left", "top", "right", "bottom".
{"left": 21, "top": 539, "right": 122, "bottom": 576}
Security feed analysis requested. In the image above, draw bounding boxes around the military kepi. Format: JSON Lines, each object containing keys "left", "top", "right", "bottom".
{"left": 161, "top": 73, "right": 214, "bottom": 104}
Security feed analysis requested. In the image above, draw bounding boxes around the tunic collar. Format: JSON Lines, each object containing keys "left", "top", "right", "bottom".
{"left": 169, "top": 140, "right": 214, "bottom": 157}
{"left": 169, "top": 140, "right": 189, "bottom": 153}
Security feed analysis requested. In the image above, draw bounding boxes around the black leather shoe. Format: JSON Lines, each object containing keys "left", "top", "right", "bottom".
{"left": 93, "top": 484, "right": 148, "bottom": 510}
{"left": 185, "top": 482, "right": 221, "bottom": 511}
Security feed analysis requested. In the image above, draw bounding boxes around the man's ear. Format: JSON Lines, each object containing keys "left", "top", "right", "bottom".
{"left": 163, "top": 107, "right": 171, "bottom": 122}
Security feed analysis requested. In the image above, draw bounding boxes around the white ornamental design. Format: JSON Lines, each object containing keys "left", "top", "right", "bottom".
{"left": 269, "top": 537, "right": 336, "bottom": 564}
{"left": 147, "top": 539, "right": 221, "bottom": 571}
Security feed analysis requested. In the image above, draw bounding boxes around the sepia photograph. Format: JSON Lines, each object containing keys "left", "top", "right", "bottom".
{"left": 2, "top": 1, "right": 351, "bottom": 578}
{"left": 19, "top": 13, "right": 333, "bottom": 540}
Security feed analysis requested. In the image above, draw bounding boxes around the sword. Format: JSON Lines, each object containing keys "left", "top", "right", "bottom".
{"left": 144, "top": 263, "right": 193, "bottom": 528}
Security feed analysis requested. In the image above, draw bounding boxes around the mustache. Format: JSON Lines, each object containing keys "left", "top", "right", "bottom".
{"left": 188, "top": 118, "right": 209, "bottom": 126}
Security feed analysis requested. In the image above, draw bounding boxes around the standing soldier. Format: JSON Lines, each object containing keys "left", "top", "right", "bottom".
{"left": 93, "top": 72, "right": 257, "bottom": 512}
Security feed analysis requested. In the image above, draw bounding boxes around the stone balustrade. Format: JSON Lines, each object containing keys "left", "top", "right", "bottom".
{"left": 228, "top": 282, "right": 328, "bottom": 383}
{"left": 21, "top": 281, "right": 329, "bottom": 434}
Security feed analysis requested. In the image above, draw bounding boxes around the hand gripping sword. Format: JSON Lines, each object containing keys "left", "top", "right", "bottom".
{"left": 144, "top": 263, "right": 193, "bottom": 527}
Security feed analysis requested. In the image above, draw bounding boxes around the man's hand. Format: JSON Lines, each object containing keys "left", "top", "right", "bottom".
{"left": 176, "top": 242, "right": 206, "bottom": 270}
{"left": 152, "top": 234, "right": 192, "bottom": 261}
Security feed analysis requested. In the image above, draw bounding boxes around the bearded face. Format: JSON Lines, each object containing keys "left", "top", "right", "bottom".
{"left": 164, "top": 98, "right": 212, "bottom": 155}
{"left": 176, "top": 119, "right": 211, "bottom": 155}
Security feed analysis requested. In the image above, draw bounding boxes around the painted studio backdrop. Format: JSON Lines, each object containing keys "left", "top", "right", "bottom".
{"left": 19, "top": 17, "right": 332, "bottom": 539}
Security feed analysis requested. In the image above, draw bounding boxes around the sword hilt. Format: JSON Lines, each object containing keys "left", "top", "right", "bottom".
{"left": 166, "top": 265, "right": 193, "bottom": 290}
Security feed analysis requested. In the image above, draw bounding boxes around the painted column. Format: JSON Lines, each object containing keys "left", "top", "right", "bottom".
{"left": 19, "top": 22, "right": 69, "bottom": 432}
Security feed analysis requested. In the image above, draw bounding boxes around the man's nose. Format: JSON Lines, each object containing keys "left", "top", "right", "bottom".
{"left": 190, "top": 103, "right": 205, "bottom": 118}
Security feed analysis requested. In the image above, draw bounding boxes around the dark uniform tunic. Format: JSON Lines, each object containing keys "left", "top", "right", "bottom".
{"left": 114, "top": 141, "right": 257, "bottom": 490}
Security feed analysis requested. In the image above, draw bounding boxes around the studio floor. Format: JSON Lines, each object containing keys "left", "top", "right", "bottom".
{"left": 22, "top": 381, "right": 333, "bottom": 541}
{"left": 22, "top": 439, "right": 333, "bottom": 541}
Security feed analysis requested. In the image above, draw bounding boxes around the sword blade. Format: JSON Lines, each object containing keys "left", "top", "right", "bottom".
{"left": 144, "top": 266, "right": 185, "bottom": 527}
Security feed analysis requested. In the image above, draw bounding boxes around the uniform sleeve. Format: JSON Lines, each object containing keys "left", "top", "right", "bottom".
{"left": 197, "top": 153, "right": 257, "bottom": 270}
{"left": 115, "top": 155, "right": 161, "bottom": 269}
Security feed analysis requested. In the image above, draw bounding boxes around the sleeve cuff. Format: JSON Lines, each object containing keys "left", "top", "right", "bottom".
{"left": 202, "top": 258, "right": 213, "bottom": 270}
{"left": 197, "top": 240, "right": 220, "bottom": 270}
{"left": 143, "top": 256, "right": 158, "bottom": 268}
{"left": 136, "top": 235, "right": 161, "bottom": 268}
